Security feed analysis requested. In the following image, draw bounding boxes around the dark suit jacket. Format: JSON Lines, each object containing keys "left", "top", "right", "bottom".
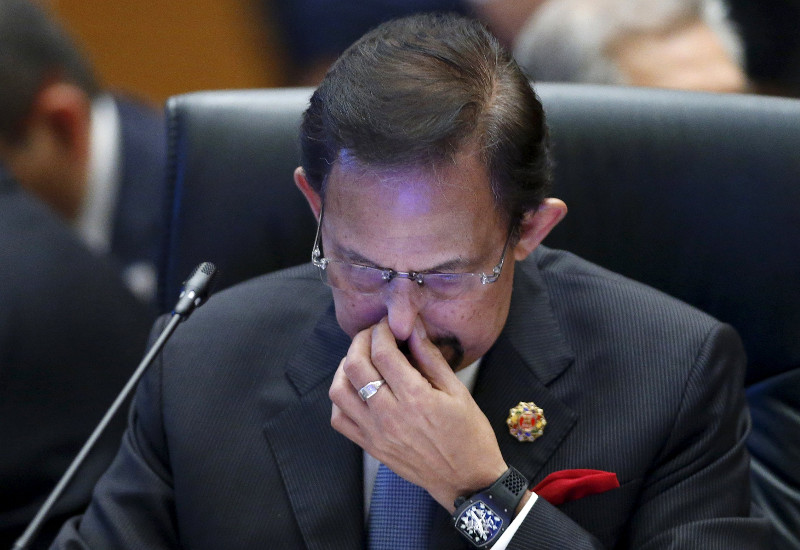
{"left": 108, "top": 95, "right": 167, "bottom": 306}
{"left": 53, "top": 249, "right": 770, "bottom": 548}
{"left": 0, "top": 168, "right": 155, "bottom": 549}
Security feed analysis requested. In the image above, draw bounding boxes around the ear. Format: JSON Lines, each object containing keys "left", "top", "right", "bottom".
{"left": 0, "top": 82, "right": 92, "bottom": 220}
{"left": 33, "top": 81, "right": 92, "bottom": 162}
{"left": 513, "top": 198, "right": 568, "bottom": 261}
{"left": 293, "top": 166, "right": 322, "bottom": 220}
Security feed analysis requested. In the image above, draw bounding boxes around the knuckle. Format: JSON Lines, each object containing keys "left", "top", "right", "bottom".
{"left": 370, "top": 346, "right": 394, "bottom": 368}
{"left": 341, "top": 356, "right": 365, "bottom": 379}
{"left": 340, "top": 362, "right": 356, "bottom": 381}
{"left": 328, "top": 381, "right": 347, "bottom": 403}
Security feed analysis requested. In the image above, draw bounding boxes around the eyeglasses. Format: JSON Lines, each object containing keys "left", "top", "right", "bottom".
{"left": 310, "top": 207, "right": 512, "bottom": 301}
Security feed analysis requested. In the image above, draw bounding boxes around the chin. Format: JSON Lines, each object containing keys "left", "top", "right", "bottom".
{"left": 432, "top": 336, "right": 465, "bottom": 371}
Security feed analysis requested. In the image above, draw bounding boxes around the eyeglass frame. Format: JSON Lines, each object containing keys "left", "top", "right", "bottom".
{"left": 310, "top": 205, "right": 515, "bottom": 299}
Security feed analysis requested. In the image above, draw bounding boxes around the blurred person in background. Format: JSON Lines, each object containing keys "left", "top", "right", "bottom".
{"left": 0, "top": 162, "right": 154, "bottom": 549}
{"left": 267, "top": 0, "right": 472, "bottom": 85}
{"left": 513, "top": 0, "right": 748, "bottom": 93}
{"left": 265, "top": 0, "right": 555, "bottom": 86}
{"left": 466, "top": 0, "right": 548, "bottom": 51}
{"left": 0, "top": 0, "right": 167, "bottom": 305}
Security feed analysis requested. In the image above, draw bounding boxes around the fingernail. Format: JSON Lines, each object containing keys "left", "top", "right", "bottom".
{"left": 414, "top": 317, "right": 427, "bottom": 340}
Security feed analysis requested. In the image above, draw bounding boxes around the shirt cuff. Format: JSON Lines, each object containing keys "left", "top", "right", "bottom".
{"left": 491, "top": 491, "right": 539, "bottom": 550}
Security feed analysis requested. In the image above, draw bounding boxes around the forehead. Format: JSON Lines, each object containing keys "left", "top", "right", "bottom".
{"left": 323, "top": 148, "right": 500, "bottom": 226}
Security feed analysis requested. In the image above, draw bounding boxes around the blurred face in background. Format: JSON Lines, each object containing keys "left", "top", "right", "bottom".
{"left": 613, "top": 20, "right": 747, "bottom": 93}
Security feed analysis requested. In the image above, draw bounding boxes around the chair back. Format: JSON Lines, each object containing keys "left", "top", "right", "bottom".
{"left": 160, "top": 88, "right": 316, "bottom": 308}
{"left": 160, "top": 84, "right": 800, "bottom": 548}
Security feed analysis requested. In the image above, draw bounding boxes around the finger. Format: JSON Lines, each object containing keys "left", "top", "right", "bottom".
{"left": 342, "top": 328, "right": 383, "bottom": 389}
{"left": 408, "top": 317, "right": 463, "bottom": 393}
{"left": 330, "top": 401, "right": 368, "bottom": 449}
{"left": 370, "top": 318, "right": 427, "bottom": 397}
{"left": 330, "top": 359, "right": 383, "bottom": 449}
{"left": 330, "top": 358, "right": 369, "bottom": 414}
{"left": 340, "top": 329, "right": 397, "bottom": 408}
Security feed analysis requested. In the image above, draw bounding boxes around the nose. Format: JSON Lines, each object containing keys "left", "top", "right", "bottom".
{"left": 383, "top": 281, "right": 425, "bottom": 341}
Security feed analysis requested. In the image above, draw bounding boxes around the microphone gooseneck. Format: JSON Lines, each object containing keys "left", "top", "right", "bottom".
{"left": 12, "top": 262, "right": 217, "bottom": 550}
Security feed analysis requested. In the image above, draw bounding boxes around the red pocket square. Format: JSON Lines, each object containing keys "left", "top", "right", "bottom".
{"left": 532, "top": 469, "right": 620, "bottom": 506}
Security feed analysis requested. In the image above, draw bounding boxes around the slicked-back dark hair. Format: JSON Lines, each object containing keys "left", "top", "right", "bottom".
{"left": 300, "top": 12, "right": 552, "bottom": 228}
{"left": 0, "top": 0, "right": 99, "bottom": 142}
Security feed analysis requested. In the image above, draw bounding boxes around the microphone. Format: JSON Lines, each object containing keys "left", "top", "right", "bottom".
{"left": 173, "top": 261, "right": 217, "bottom": 316}
{"left": 12, "top": 262, "right": 217, "bottom": 550}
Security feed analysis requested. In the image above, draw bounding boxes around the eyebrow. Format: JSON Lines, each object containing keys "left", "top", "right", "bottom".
{"left": 331, "top": 242, "right": 479, "bottom": 274}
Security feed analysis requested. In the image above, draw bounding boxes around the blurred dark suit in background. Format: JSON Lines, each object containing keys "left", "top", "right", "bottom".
{"left": 0, "top": 165, "right": 153, "bottom": 548}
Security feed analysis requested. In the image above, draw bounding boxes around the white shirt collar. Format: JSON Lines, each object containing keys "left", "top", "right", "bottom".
{"left": 454, "top": 357, "right": 482, "bottom": 393}
{"left": 73, "top": 93, "right": 122, "bottom": 254}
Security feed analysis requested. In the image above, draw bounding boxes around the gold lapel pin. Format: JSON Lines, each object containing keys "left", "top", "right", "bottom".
{"left": 507, "top": 401, "right": 546, "bottom": 442}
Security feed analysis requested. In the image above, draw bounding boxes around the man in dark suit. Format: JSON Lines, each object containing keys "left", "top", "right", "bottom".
{"left": 53, "top": 13, "right": 769, "bottom": 548}
{"left": 0, "top": 0, "right": 166, "bottom": 305}
{"left": 0, "top": 165, "right": 154, "bottom": 549}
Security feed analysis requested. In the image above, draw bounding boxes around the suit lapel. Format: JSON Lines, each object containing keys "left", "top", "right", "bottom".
{"left": 482, "top": 256, "right": 578, "bottom": 482}
{"left": 263, "top": 303, "right": 364, "bottom": 550}
{"left": 477, "top": 338, "right": 578, "bottom": 483}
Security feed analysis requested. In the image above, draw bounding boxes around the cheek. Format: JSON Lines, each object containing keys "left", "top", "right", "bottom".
{"left": 429, "top": 285, "right": 512, "bottom": 352}
{"left": 332, "top": 292, "right": 386, "bottom": 338}
{"left": 423, "top": 298, "right": 501, "bottom": 343}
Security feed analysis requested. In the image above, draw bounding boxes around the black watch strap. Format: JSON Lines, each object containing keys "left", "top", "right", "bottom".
{"left": 452, "top": 466, "right": 529, "bottom": 548}
{"left": 485, "top": 466, "right": 529, "bottom": 514}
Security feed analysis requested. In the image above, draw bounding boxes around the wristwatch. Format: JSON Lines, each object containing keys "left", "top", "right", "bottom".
{"left": 452, "top": 466, "right": 529, "bottom": 548}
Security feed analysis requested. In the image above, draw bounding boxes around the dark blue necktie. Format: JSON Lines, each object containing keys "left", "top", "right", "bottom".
{"left": 368, "top": 463, "right": 438, "bottom": 549}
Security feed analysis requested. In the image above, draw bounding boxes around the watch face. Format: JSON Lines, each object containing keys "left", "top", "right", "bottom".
{"left": 456, "top": 499, "right": 504, "bottom": 545}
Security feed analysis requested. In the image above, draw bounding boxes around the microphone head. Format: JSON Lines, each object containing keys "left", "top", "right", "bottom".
{"left": 173, "top": 262, "right": 218, "bottom": 317}
{"left": 185, "top": 261, "right": 217, "bottom": 293}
